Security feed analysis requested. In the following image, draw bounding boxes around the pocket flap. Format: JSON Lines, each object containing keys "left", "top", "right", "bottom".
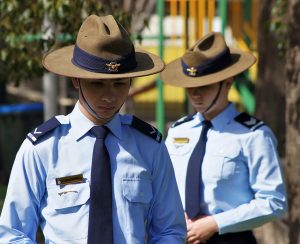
{"left": 211, "top": 145, "right": 240, "bottom": 159}
{"left": 122, "top": 178, "right": 152, "bottom": 204}
{"left": 48, "top": 182, "right": 90, "bottom": 210}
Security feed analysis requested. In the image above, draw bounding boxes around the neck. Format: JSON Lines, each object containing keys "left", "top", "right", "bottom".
{"left": 202, "top": 101, "right": 230, "bottom": 120}
{"left": 78, "top": 101, "right": 112, "bottom": 125}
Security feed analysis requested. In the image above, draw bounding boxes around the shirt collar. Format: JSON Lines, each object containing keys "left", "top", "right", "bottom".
{"left": 69, "top": 102, "right": 122, "bottom": 140}
{"left": 197, "top": 103, "right": 239, "bottom": 131}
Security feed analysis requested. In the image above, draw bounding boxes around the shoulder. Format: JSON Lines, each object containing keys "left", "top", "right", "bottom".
{"left": 234, "top": 112, "right": 265, "bottom": 131}
{"left": 26, "top": 116, "right": 68, "bottom": 145}
{"left": 171, "top": 113, "right": 196, "bottom": 128}
{"left": 120, "top": 114, "right": 162, "bottom": 143}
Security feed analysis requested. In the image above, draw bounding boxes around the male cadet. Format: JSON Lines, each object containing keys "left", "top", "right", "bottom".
{"left": 161, "top": 32, "right": 287, "bottom": 243}
{"left": 0, "top": 15, "right": 186, "bottom": 243}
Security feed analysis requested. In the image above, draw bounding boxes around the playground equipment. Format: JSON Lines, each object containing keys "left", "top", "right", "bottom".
{"left": 132, "top": 0, "right": 258, "bottom": 134}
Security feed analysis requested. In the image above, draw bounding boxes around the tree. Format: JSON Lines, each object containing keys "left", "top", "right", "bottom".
{"left": 256, "top": 0, "right": 286, "bottom": 157}
{"left": 0, "top": 1, "right": 152, "bottom": 120}
{"left": 257, "top": 0, "right": 300, "bottom": 243}
{"left": 0, "top": 1, "right": 135, "bottom": 82}
{"left": 285, "top": 0, "right": 300, "bottom": 243}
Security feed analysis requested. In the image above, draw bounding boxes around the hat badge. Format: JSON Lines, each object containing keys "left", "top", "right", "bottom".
{"left": 186, "top": 67, "right": 197, "bottom": 76}
{"left": 106, "top": 61, "right": 121, "bottom": 72}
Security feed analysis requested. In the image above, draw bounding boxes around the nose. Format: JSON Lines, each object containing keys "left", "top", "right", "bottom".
{"left": 101, "top": 85, "right": 116, "bottom": 103}
{"left": 188, "top": 87, "right": 203, "bottom": 97}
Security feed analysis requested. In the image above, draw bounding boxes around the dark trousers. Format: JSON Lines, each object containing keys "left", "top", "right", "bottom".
{"left": 206, "top": 231, "right": 257, "bottom": 244}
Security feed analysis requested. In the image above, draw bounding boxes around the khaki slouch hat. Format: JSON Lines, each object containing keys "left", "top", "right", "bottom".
{"left": 161, "top": 32, "right": 256, "bottom": 88}
{"left": 43, "top": 15, "right": 164, "bottom": 79}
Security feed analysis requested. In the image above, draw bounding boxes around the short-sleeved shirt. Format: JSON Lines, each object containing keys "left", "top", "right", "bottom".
{"left": 0, "top": 103, "right": 186, "bottom": 243}
{"left": 166, "top": 103, "right": 287, "bottom": 234}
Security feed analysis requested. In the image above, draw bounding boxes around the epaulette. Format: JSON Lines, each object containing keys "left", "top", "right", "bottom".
{"left": 131, "top": 116, "right": 162, "bottom": 143}
{"left": 234, "top": 112, "right": 265, "bottom": 131}
{"left": 171, "top": 113, "right": 195, "bottom": 128}
{"left": 27, "top": 117, "right": 61, "bottom": 145}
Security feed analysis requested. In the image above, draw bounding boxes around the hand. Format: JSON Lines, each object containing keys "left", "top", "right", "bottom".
{"left": 185, "top": 213, "right": 218, "bottom": 244}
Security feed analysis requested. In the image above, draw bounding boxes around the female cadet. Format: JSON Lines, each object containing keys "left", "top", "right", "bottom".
{"left": 162, "top": 32, "right": 287, "bottom": 244}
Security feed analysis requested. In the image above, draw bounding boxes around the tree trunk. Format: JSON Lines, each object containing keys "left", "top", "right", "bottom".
{"left": 255, "top": 2, "right": 288, "bottom": 243}
{"left": 286, "top": 0, "right": 300, "bottom": 243}
{"left": 255, "top": 0, "right": 286, "bottom": 157}
{"left": 43, "top": 72, "right": 58, "bottom": 121}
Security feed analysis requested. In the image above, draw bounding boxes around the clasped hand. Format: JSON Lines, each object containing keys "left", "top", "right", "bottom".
{"left": 185, "top": 213, "right": 218, "bottom": 244}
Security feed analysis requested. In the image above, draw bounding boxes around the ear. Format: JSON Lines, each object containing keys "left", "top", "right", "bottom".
{"left": 224, "top": 77, "right": 233, "bottom": 90}
{"left": 72, "top": 78, "right": 79, "bottom": 89}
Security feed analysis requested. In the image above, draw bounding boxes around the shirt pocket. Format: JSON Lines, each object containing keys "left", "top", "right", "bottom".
{"left": 122, "top": 178, "right": 152, "bottom": 204}
{"left": 121, "top": 178, "right": 152, "bottom": 237}
{"left": 207, "top": 145, "right": 241, "bottom": 180}
{"left": 47, "top": 181, "right": 90, "bottom": 210}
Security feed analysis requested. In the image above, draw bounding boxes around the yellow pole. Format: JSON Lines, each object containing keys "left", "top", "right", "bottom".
{"left": 190, "top": 0, "right": 197, "bottom": 44}
{"left": 170, "top": 0, "right": 178, "bottom": 43}
{"left": 208, "top": 0, "right": 215, "bottom": 32}
{"left": 238, "top": 0, "right": 243, "bottom": 38}
{"left": 180, "top": 0, "right": 187, "bottom": 50}
{"left": 198, "top": 0, "right": 206, "bottom": 38}
{"left": 232, "top": 0, "right": 240, "bottom": 38}
{"left": 252, "top": 0, "right": 258, "bottom": 47}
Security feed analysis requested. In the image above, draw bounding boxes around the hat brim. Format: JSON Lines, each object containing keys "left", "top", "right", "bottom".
{"left": 161, "top": 48, "right": 256, "bottom": 88}
{"left": 43, "top": 45, "right": 165, "bottom": 79}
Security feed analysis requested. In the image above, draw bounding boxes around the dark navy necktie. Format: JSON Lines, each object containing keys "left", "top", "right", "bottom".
{"left": 88, "top": 126, "right": 113, "bottom": 244}
{"left": 185, "top": 120, "right": 212, "bottom": 219}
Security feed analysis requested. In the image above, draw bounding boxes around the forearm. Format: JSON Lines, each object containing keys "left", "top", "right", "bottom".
{"left": 213, "top": 197, "right": 287, "bottom": 234}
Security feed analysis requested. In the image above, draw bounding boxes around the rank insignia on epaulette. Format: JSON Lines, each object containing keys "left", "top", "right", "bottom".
{"left": 27, "top": 117, "right": 61, "bottom": 144}
{"left": 131, "top": 116, "right": 162, "bottom": 142}
{"left": 234, "top": 112, "right": 265, "bottom": 131}
{"left": 173, "top": 137, "right": 190, "bottom": 144}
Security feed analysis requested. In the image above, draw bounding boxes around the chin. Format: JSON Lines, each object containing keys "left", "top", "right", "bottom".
{"left": 97, "top": 111, "right": 116, "bottom": 119}
{"left": 193, "top": 106, "right": 206, "bottom": 113}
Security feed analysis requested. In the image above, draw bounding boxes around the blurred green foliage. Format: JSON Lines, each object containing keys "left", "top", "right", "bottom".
{"left": 0, "top": 0, "right": 133, "bottom": 83}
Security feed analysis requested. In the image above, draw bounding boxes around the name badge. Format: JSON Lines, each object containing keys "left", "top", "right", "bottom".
{"left": 56, "top": 174, "right": 84, "bottom": 186}
{"left": 173, "top": 137, "right": 190, "bottom": 144}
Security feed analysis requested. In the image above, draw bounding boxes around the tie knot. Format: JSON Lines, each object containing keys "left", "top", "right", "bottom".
{"left": 91, "top": 126, "right": 108, "bottom": 139}
{"left": 202, "top": 120, "right": 212, "bottom": 128}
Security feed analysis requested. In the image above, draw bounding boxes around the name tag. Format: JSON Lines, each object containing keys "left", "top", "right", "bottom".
{"left": 56, "top": 174, "right": 84, "bottom": 186}
{"left": 173, "top": 137, "right": 190, "bottom": 144}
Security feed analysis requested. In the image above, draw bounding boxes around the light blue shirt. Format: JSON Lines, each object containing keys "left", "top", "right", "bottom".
{"left": 165, "top": 103, "right": 287, "bottom": 234}
{"left": 0, "top": 103, "right": 186, "bottom": 243}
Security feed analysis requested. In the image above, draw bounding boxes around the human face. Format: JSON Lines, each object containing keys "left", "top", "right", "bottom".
{"left": 186, "top": 79, "right": 232, "bottom": 120}
{"left": 72, "top": 78, "right": 131, "bottom": 125}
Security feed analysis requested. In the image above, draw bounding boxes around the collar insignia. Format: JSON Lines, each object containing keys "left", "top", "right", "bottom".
{"left": 106, "top": 61, "right": 121, "bottom": 72}
{"left": 244, "top": 117, "right": 257, "bottom": 126}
